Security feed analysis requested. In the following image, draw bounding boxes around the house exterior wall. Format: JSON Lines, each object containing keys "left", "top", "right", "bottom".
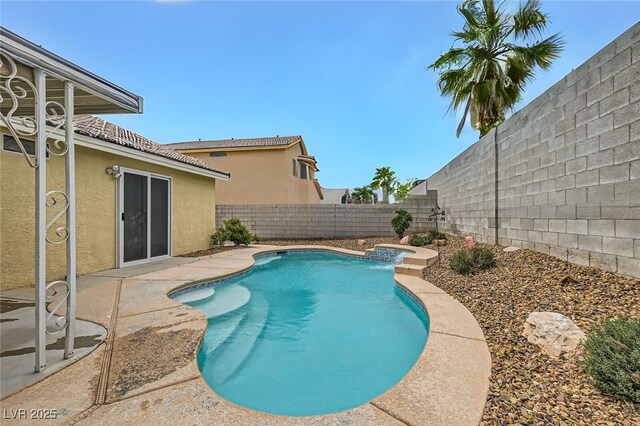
{"left": 425, "top": 23, "right": 640, "bottom": 278}
{"left": 1, "top": 143, "right": 217, "bottom": 290}
{"left": 182, "top": 143, "right": 322, "bottom": 204}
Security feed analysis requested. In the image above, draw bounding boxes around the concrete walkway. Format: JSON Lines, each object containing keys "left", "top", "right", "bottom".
{"left": 0, "top": 246, "right": 491, "bottom": 425}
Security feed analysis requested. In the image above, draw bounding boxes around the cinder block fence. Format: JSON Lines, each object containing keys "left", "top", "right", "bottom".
{"left": 425, "top": 23, "right": 640, "bottom": 278}
{"left": 215, "top": 193, "right": 438, "bottom": 239}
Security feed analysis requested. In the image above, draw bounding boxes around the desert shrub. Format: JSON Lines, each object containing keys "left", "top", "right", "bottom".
{"left": 584, "top": 318, "right": 640, "bottom": 403}
{"left": 449, "top": 247, "right": 496, "bottom": 275}
{"left": 391, "top": 209, "right": 413, "bottom": 238}
{"left": 425, "top": 229, "right": 447, "bottom": 243}
{"left": 224, "top": 218, "right": 254, "bottom": 246}
{"left": 211, "top": 218, "right": 258, "bottom": 246}
{"left": 210, "top": 227, "right": 230, "bottom": 247}
{"left": 409, "top": 235, "right": 428, "bottom": 246}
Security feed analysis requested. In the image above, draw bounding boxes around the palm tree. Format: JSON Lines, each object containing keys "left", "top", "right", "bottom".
{"left": 394, "top": 178, "right": 418, "bottom": 202}
{"left": 351, "top": 186, "right": 375, "bottom": 204}
{"left": 371, "top": 167, "right": 397, "bottom": 204}
{"left": 429, "top": 0, "right": 564, "bottom": 137}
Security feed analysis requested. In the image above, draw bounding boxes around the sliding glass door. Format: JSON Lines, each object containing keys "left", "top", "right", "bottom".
{"left": 119, "top": 169, "right": 171, "bottom": 266}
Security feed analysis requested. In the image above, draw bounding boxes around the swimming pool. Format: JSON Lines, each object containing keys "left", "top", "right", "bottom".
{"left": 175, "top": 250, "right": 429, "bottom": 416}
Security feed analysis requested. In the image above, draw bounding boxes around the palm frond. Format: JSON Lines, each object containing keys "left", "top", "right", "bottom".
{"left": 514, "top": 0, "right": 549, "bottom": 39}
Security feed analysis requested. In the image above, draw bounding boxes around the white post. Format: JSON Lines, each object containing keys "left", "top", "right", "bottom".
{"left": 64, "top": 81, "right": 76, "bottom": 359}
{"left": 34, "top": 68, "right": 47, "bottom": 372}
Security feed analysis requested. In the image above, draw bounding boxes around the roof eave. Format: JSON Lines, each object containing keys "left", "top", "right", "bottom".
{"left": 43, "top": 126, "right": 230, "bottom": 180}
{"left": 0, "top": 27, "right": 143, "bottom": 115}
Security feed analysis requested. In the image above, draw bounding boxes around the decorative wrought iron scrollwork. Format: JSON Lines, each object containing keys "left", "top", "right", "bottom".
{"left": 0, "top": 52, "right": 39, "bottom": 168}
{"left": 45, "top": 100, "right": 68, "bottom": 156}
{"left": 45, "top": 281, "right": 70, "bottom": 335}
{"left": 45, "top": 191, "right": 70, "bottom": 244}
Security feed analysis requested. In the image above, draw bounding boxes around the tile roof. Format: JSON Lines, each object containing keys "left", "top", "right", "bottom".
{"left": 164, "top": 135, "right": 302, "bottom": 150}
{"left": 51, "top": 116, "right": 229, "bottom": 177}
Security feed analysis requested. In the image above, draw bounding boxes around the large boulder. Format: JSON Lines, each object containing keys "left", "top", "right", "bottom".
{"left": 522, "top": 312, "right": 586, "bottom": 358}
{"left": 399, "top": 235, "right": 410, "bottom": 245}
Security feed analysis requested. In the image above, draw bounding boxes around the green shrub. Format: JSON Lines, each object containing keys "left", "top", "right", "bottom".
{"left": 210, "top": 218, "right": 258, "bottom": 246}
{"left": 425, "top": 229, "right": 447, "bottom": 243}
{"left": 584, "top": 318, "right": 640, "bottom": 403}
{"left": 449, "top": 247, "right": 496, "bottom": 275}
{"left": 391, "top": 209, "right": 413, "bottom": 238}
{"left": 210, "top": 227, "right": 230, "bottom": 247}
{"left": 409, "top": 235, "right": 428, "bottom": 246}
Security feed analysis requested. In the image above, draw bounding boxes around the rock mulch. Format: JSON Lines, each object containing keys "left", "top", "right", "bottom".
{"left": 261, "top": 237, "right": 400, "bottom": 252}
{"left": 421, "top": 235, "right": 639, "bottom": 425}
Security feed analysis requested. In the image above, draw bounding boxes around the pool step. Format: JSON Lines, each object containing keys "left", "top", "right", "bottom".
{"left": 200, "top": 286, "right": 251, "bottom": 318}
{"left": 205, "top": 292, "right": 269, "bottom": 385}
{"left": 174, "top": 287, "right": 215, "bottom": 304}
{"left": 204, "top": 312, "right": 247, "bottom": 357}
{"left": 394, "top": 263, "right": 426, "bottom": 277}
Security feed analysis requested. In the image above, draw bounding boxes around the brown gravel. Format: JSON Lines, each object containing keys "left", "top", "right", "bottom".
{"left": 421, "top": 235, "right": 640, "bottom": 425}
{"left": 260, "top": 237, "right": 400, "bottom": 252}
{"left": 181, "top": 245, "right": 241, "bottom": 257}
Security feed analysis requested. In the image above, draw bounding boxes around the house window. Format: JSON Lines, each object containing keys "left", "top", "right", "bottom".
{"left": 209, "top": 152, "right": 226, "bottom": 157}
{"left": 292, "top": 159, "right": 297, "bottom": 177}
{"left": 2, "top": 134, "right": 49, "bottom": 158}
{"left": 299, "top": 163, "right": 308, "bottom": 179}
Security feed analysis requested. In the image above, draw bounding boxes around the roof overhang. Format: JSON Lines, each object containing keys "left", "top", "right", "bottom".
{"left": 61, "top": 129, "right": 229, "bottom": 181}
{"left": 0, "top": 121, "right": 229, "bottom": 181}
{"left": 297, "top": 155, "right": 319, "bottom": 171}
{"left": 1, "top": 27, "right": 143, "bottom": 115}
{"left": 312, "top": 179, "right": 324, "bottom": 200}
{"left": 173, "top": 140, "right": 301, "bottom": 154}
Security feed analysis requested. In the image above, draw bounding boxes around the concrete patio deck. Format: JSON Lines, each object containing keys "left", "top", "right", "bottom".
{"left": 0, "top": 245, "right": 490, "bottom": 425}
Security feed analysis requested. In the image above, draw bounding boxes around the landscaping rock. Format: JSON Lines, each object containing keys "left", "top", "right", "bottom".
{"left": 463, "top": 235, "right": 476, "bottom": 248}
{"left": 357, "top": 239, "right": 367, "bottom": 246}
{"left": 523, "top": 312, "right": 586, "bottom": 358}
{"left": 434, "top": 239, "right": 447, "bottom": 246}
{"left": 503, "top": 246, "right": 521, "bottom": 252}
{"left": 399, "top": 236, "right": 409, "bottom": 245}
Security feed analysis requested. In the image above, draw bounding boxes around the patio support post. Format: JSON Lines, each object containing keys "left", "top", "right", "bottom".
{"left": 34, "top": 68, "right": 47, "bottom": 372}
{"left": 64, "top": 81, "right": 76, "bottom": 359}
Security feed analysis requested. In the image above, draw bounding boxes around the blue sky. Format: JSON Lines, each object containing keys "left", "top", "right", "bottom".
{"left": 2, "top": 1, "right": 639, "bottom": 189}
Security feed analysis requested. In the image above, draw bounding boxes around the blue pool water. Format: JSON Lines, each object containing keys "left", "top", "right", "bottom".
{"left": 180, "top": 251, "right": 429, "bottom": 416}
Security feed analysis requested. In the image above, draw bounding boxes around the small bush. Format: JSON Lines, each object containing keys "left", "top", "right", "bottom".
{"left": 409, "top": 235, "right": 428, "bottom": 246}
{"left": 210, "top": 218, "right": 258, "bottom": 246}
{"left": 425, "top": 229, "right": 447, "bottom": 243}
{"left": 584, "top": 318, "right": 640, "bottom": 403}
{"left": 210, "top": 227, "right": 230, "bottom": 247}
{"left": 391, "top": 209, "right": 413, "bottom": 238}
{"left": 449, "top": 247, "right": 496, "bottom": 275}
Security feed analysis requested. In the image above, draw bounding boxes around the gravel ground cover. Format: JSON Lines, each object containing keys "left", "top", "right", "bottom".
{"left": 419, "top": 235, "right": 640, "bottom": 425}
{"left": 187, "top": 235, "right": 639, "bottom": 424}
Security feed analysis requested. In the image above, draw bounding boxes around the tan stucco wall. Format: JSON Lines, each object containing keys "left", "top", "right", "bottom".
{"left": 184, "top": 143, "right": 321, "bottom": 204}
{"left": 1, "top": 143, "right": 216, "bottom": 290}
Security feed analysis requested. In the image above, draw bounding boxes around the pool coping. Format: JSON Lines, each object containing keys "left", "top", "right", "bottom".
{"left": 0, "top": 244, "right": 491, "bottom": 425}
{"left": 166, "top": 244, "right": 491, "bottom": 425}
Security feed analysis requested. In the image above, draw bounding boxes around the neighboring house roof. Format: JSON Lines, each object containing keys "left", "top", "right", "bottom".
{"left": 164, "top": 136, "right": 302, "bottom": 151}
{"left": 48, "top": 116, "right": 230, "bottom": 178}
{"left": 320, "top": 188, "right": 349, "bottom": 204}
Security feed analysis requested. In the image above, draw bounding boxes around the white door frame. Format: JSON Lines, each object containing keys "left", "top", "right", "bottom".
{"left": 117, "top": 167, "right": 173, "bottom": 268}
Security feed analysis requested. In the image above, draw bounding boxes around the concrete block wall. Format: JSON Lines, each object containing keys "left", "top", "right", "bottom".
{"left": 215, "top": 192, "right": 438, "bottom": 239}
{"left": 426, "top": 23, "right": 640, "bottom": 278}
